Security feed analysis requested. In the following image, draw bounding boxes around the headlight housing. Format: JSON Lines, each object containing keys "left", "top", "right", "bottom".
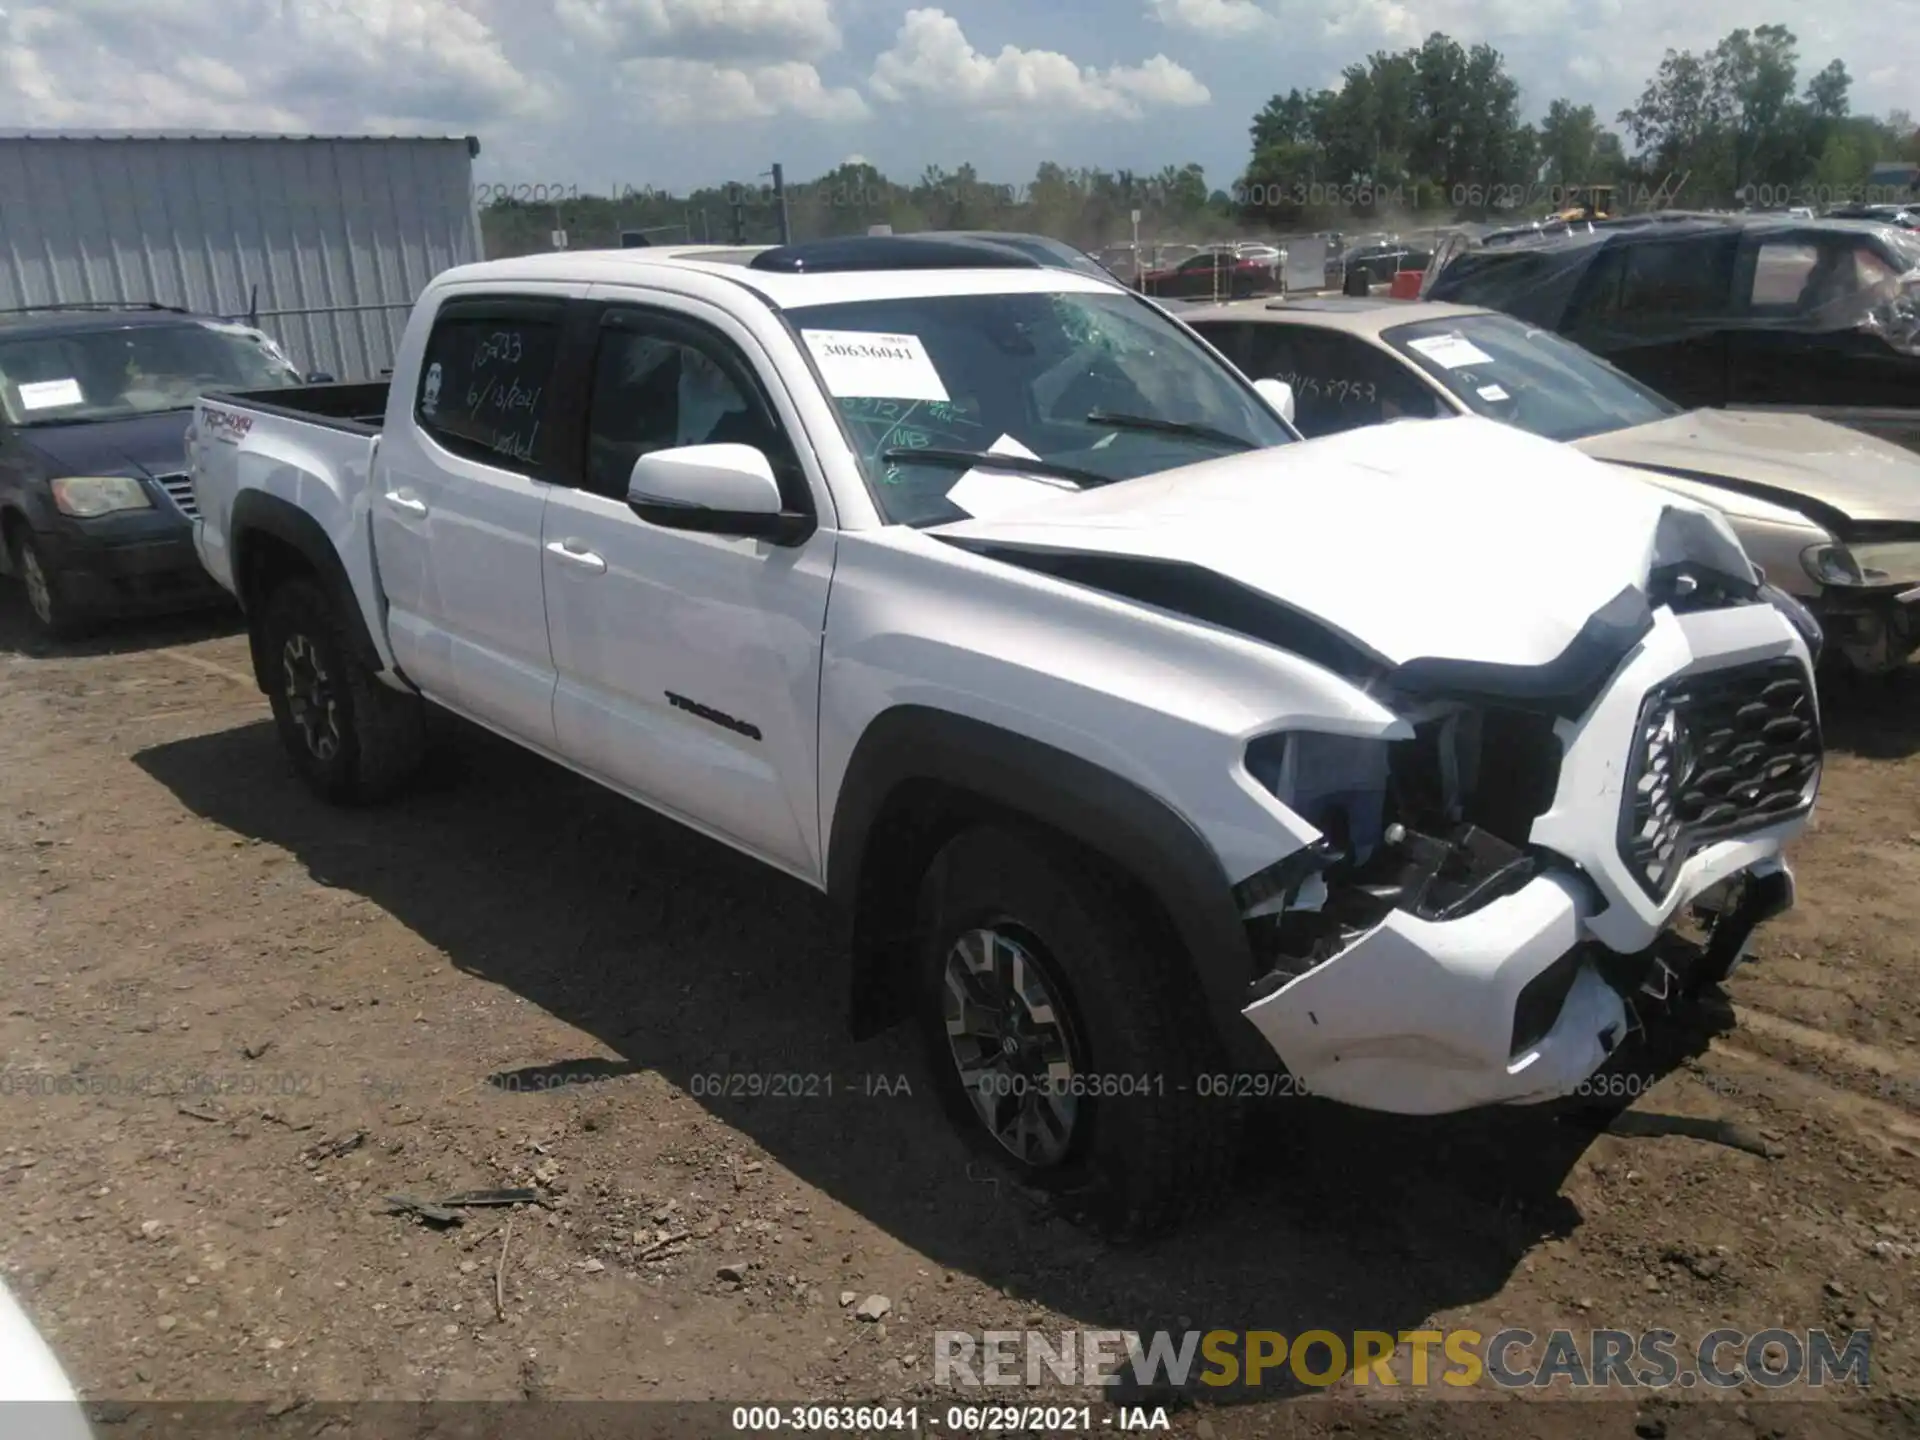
{"left": 50, "top": 475, "right": 153, "bottom": 518}
{"left": 1245, "top": 730, "right": 1393, "bottom": 864}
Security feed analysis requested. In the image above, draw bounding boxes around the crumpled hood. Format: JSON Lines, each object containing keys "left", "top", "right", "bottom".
{"left": 931, "top": 416, "right": 1753, "bottom": 670}
{"left": 1576, "top": 409, "right": 1920, "bottom": 530}
{"left": 17, "top": 409, "right": 194, "bottom": 481}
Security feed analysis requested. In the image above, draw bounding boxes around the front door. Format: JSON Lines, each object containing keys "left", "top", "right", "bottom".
{"left": 539, "top": 297, "right": 834, "bottom": 881}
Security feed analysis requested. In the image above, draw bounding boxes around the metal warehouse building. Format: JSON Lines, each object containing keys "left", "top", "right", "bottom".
{"left": 0, "top": 131, "right": 483, "bottom": 381}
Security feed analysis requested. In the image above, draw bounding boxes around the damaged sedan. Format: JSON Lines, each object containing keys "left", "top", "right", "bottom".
{"left": 1186, "top": 295, "right": 1920, "bottom": 675}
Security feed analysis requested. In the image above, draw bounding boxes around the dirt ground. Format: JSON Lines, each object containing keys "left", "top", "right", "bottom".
{"left": 0, "top": 595, "right": 1916, "bottom": 1440}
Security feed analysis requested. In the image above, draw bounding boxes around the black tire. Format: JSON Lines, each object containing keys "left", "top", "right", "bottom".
{"left": 7, "top": 527, "right": 89, "bottom": 641}
{"left": 914, "top": 824, "right": 1240, "bottom": 1243}
{"left": 258, "top": 577, "right": 425, "bottom": 804}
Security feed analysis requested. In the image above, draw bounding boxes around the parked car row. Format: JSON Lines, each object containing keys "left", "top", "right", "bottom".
{"left": 1423, "top": 213, "right": 1920, "bottom": 451}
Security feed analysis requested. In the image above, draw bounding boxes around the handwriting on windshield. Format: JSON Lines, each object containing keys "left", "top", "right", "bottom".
{"left": 1271, "top": 372, "right": 1377, "bottom": 404}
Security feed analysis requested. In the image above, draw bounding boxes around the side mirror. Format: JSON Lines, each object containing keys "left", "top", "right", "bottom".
{"left": 306, "top": 371, "right": 336, "bottom": 384}
{"left": 626, "top": 443, "right": 814, "bottom": 546}
{"left": 1253, "top": 377, "right": 1296, "bottom": 425}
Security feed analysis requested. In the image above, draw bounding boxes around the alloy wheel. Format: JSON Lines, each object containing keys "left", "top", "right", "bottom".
{"left": 282, "top": 633, "right": 343, "bottom": 762}
{"left": 941, "top": 925, "right": 1083, "bottom": 1167}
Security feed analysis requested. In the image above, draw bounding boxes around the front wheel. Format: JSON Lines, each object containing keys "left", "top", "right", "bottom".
{"left": 258, "top": 577, "right": 425, "bottom": 804}
{"left": 8, "top": 528, "right": 88, "bottom": 641}
{"left": 914, "top": 825, "right": 1240, "bottom": 1243}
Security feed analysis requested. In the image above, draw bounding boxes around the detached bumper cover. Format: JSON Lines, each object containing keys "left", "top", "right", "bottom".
{"left": 1237, "top": 604, "right": 1816, "bottom": 1115}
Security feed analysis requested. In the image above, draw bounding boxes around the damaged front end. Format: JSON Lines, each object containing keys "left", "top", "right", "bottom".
{"left": 1231, "top": 578, "right": 1820, "bottom": 1116}
{"left": 1237, "top": 704, "right": 1561, "bottom": 987}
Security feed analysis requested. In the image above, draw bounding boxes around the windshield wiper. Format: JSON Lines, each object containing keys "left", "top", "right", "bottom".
{"left": 878, "top": 447, "right": 1111, "bottom": 489}
{"left": 1083, "top": 410, "right": 1256, "bottom": 451}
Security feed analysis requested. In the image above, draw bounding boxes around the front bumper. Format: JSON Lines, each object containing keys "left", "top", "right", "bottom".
{"left": 1241, "top": 853, "right": 1792, "bottom": 1113}
{"left": 1808, "top": 585, "right": 1920, "bottom": 674}
{"left": 38, "top": 516, "right": 227, "bottom": 619}
{"left": 1237, "top": 603, "right": 1816, "bottom": 1115}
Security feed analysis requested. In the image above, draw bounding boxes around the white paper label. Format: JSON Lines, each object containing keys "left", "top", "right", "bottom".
{"left": 946, "top": 434, "right": 1076, "bottom": 518}
{"left": 1477, "top": 384, "right": 1511, "bottom": 401}
{"left": 802, "top": 330, "right": 949, "bottom": 402}
{"left": 18, "top": 378, "right": 83, "bottom": 410}
{"left": 1407, "top": 334, "right": 1494, "bottom": 369}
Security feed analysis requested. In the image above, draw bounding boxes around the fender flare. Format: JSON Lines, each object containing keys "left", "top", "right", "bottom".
{"left": 228, "top": 489, "right": 384, "bottom": 684}
{"left": 826, "top": 705, "right": 1273, "bottom": 1071}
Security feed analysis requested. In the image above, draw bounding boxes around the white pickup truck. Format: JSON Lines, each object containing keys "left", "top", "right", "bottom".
{"left": 187, "top": 236, "right": 1823, "bottom": 1240}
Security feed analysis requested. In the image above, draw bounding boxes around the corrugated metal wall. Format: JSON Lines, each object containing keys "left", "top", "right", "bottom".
{"left": 0, "top": 134, "right": 482, "bottom": 381}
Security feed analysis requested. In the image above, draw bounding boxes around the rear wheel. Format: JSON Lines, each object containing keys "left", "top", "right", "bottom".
{"left": 914, "top": 824, "right": 1240, "bottom": 1242}
{"left": 259, "top": 577, "right": 424, "bottom": 804}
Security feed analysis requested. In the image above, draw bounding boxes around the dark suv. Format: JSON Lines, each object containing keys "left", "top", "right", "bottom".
{"left": 1427, "top": 216, "right": 1920, "bottom": 452}
{"left": 0, "top": 304, "right": 317, "bottom": 637}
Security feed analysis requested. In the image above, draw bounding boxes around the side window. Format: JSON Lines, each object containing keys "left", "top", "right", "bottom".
{"left": 1189, "top": 321, "right": 1252, "bottom": 370}
{"left": 1241, "top": 327, "right": 1444, "bottom": 436}
{"left": 414, "top": 301, "right": 564, "bottom": 473}
{"left": 1748, "top": 241, "right": 1821, "bottom": 308}
{"left": 581, "top": 312, "right": 801, "bottom": 506}
{"left": 1617, "top": 238, "right": 1736, "bottom": 319}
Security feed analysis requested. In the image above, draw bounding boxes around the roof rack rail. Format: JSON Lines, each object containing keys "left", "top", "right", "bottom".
{"left": 748, "top": 235, "right": 1041, "bottom": 274}
{"left": 0, "top": 301, "right": 190, "bottom": 317}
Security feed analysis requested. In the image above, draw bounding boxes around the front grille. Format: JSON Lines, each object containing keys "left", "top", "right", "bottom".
{"left": 1618, "top": 658, "right": 1821, "bottom": 898}
{"left": 154, "top": 472, "right": 197, "bottom": 519}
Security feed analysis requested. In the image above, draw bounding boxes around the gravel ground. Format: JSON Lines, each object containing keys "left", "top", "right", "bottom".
{"left": 0, "top": 599, "right": 1914, "bottom": 1439}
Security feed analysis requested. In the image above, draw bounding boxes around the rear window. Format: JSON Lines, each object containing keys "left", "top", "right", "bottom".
{"left": 414, "top": 299, "right": 564, "bottom": 473}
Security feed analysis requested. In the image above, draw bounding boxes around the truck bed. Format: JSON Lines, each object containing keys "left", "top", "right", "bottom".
{"left": 209, "top": 379, "right": 388, "bottom": 432}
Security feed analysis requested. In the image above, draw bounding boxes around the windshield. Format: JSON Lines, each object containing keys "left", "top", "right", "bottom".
{"left": 785, "top": 288, "right": 1295, "bottom": 526}
{"left": 1887, "top": 231, "right": 1920, "bottom": 270}
{"left": 1382, "top": 312, "right": 1679, "bottom": 442}
{"left": 0, "top": 320, "right": 303, "bottom": 426}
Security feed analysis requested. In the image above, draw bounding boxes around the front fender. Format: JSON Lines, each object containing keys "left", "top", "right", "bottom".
{"left": 827, "top": 705, "right": 1276, "bottom": 1072}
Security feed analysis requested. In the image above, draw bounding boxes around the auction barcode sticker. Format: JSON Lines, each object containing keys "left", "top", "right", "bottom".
{"left": 801, "top": 330, "right": 950, "bottom": 402}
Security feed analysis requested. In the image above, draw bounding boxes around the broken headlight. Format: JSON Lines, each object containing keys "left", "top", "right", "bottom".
{"left": 1245, "top": 731, "right": 1392, "bottom": 865}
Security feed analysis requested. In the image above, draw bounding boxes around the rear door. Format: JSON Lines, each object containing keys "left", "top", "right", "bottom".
{"left": 1562, "top": 235, "right": 1737, "bottom": 407}
{"left": 372, "top": 292, "right": 573, "bottom": 745}
{"left": 538, "top": 293, "right": 835, "bottom": 881}
{"left": 1726, "top": 231, "right": 1920, "bottom": 446}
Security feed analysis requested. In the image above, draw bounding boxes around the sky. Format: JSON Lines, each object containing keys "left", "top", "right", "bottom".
{"left": 0, "top": 1, "right": 1913, "bottom": 194}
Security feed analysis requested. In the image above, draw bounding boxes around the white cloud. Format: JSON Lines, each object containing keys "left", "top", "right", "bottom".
{"left": 618, "top": 58, "right": 868, "bottom": 124}
{"left": 1145, "top": 0, "right": 1268, "bottom": 37}
{"left": 556, "top": 0, "right": 840, "bottom": 63}
{"left": 0, "top": 0, "right": 538, "bottom": 130}
{"left": 870, "top": 9, "right": 1209, "bottom": 118}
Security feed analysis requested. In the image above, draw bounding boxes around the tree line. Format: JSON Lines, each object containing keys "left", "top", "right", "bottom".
{"left": 480, "top": 23, "right": 1920, "bottom": 256}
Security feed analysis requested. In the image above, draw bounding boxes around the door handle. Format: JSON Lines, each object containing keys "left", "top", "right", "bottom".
{"left": 383, "top": 490, "right": 427, "bottom": 517}
{"left": 545, "top": 539, "right": 607, "bottom": 575}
